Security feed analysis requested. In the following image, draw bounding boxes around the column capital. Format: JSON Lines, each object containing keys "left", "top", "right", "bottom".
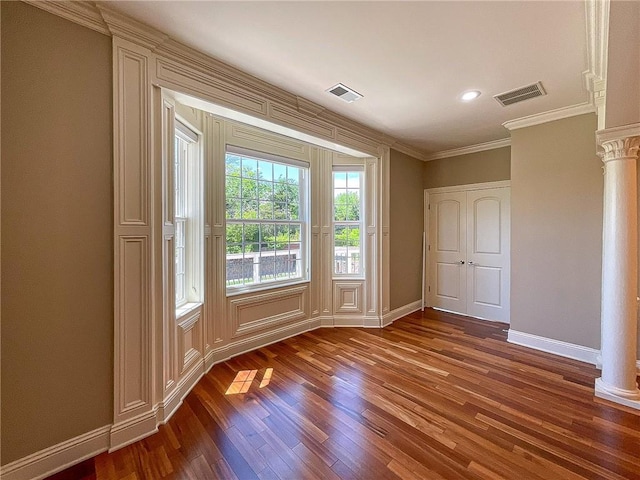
{"left": 596, "top": 123, "right": 640, "bottom": 162}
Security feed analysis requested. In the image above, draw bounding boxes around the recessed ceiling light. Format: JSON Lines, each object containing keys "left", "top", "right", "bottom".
{"left": 461, "top": 90, "right": 481, "bottom": 102}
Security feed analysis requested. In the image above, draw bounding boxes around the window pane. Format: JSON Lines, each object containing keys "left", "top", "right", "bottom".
{"left": 226, "top": 198, "right": 241, "bottom": 219}
{"left": 347, "top": 226, "right": 360, "bottom": 247}
{"left": 288, "top": 202, "right": 300, "bottom": 220}
{"left": 226, "top": 175, "right": 241, "bottom": 200}
{"left": 287, "top": 166, "right": 299, "bottom": 185}
{"left": 274, "top": 203, "right": 288, "bottom": 219}
{"left": 259, "top": 201, "right": 273, "bottom": 220}
{"left": 241, "top": 157, "right": 257, "bottom": 178}
{"left": 244, "top": 223, "right": 259, "bottom": 245}
{"left": 347, "top": 172, "right": 360, "bottom": 188}
{"left": 258, "top": 160, "right": 273, "bottom": 181}
{"left": 242, "top": 200, "right": 258, "bottom": 219}
{"left": 286, "top": 185, "right": 299, "bottom": 204}
{"left": 226, "top": 224, "right": 242, "bottom": 252}
{"left": 260, "top": 223, "right": 274, "bottom": 246}
{"left": 226, "top": 155, "right": 241, "bottom": 176}
{"left": 258, "top": 181, "right": 273, "bottom": 201}
{"left": 273, "top": 163, "right": 287, "bottom": 182}
{"left": 242, "top": 178, "right": 257, "bottom": 200}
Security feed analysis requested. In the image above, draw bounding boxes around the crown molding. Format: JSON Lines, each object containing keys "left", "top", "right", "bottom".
{"left": 424, "top": 138, "right": 511, "bottom": 161}
{"left": 23, "top": 0, "right": 109, "bottom": 35}
{"left": 502, "top": 102, "right": 596, "bottom": 131}
{"left": 97, "top": 5, "right": 168, "bottom": 51}
{"left": 24, "top": 0, "right": 431, "bottom": 160}
{"left": 388, "top": 142, "right": 431, "bottom": 162}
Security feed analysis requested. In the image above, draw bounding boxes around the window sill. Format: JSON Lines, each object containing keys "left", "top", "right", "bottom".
{"left": 226, "top": 279, "right": 310, "bottom": 298}
{"left": 176, "top": 302, "right": 202, "bottom": 320}
{"left": 332, "top": 276, "right": 365, "bottom": 281}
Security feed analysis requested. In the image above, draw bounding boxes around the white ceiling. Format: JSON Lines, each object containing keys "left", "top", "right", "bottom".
{"left": 106, "top": 1, "right": 590, "bottom": 155}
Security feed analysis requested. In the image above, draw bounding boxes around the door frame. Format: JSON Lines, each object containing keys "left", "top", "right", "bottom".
{"left": 423, "top": 180, "right": 511, "bottom": 310}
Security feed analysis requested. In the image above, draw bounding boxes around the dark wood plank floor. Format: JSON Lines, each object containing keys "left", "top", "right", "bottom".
{"left": 48, "top": 309, "right": 640, "bottom": 480}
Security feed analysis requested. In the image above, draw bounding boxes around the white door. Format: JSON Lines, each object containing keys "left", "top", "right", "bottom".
{"left": 429, "top": 192, "right": 467, "bottom": 314}
{"left": 466, "top": 188, "right": 510, "bottom": 323}
{"left": 427, "top": 186, "right": 510, "bottom": 323}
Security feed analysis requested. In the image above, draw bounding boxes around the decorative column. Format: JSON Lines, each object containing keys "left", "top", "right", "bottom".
{"left": 595, "top": 125, "right": 640, "bottom": 409}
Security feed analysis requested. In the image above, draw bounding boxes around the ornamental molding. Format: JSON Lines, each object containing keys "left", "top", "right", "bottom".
{"left": 596, "top": 123, "right": 640, "bottom": 162}
{"left": 502, "top": 102, "right": 596, "bottom": 131}
{"left": 23, "top": 0, "right": 608, "bottom": 163}
{"left": 424, "top": 138, "right": 511, "bottom": 161}
{"left": 24, "top": 0, "right": 428, "bottom": 161}
{"left": 583, "top": 0, "right": 610, "bottom": 107}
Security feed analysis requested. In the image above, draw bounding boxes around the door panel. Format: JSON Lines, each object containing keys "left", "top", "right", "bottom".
{"left": 429, "top": 192, "right": 466, "bottom": 313}
{"left": 466, "top": 188, "right": 510, "bottom": 322}
{"left": 427, "top": 186, "right": 510, "bottom": 323}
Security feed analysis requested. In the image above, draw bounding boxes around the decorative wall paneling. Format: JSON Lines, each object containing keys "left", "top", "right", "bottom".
{"left": 102, "top": 5, "right": 394, "bottom": 452}
{"left": 111, "top": 37, "right": 157, "bottom": 451}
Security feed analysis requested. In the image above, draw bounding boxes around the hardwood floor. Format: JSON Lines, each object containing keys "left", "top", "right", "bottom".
{"left": 48, "top": 309, "right": 640, "bottom": 480}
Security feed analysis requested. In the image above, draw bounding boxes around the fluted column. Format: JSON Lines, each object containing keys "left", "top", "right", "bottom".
{"left": 595, "top": 125, "right": 640, "bottom": 409}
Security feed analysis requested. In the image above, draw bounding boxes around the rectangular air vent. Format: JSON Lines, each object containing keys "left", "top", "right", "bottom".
{"left": 327, "top": 83, "right": 363, "bottom": 103}
{"left": 494, "top": 82, "right": 546, "bottom": 107}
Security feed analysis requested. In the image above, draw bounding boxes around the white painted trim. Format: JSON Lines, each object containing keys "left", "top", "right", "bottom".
{"left": 426, "top": 180, "right": 511, "bottom": 195}
{"left": 382, "top": 300, "right": 423, "bottom": 327}
{"left": 507, "top": 329, "right": 599, "bottom": 365}
{"left": 389, "top": 142, "right": 430, "bottom": 162}
{"left": 584, "top": 0, "right": 610, "bottom": 127}
{"left": 0, "top": 425, "right": 111, "bottom": 480}
{"left": 502, "top": 102, "right": 596, "bottom": 131}
{"left": 595, "top": 378, "right": 640, "bottom": 410}
{"left": 109, "top": 411, "right": 158, "bottom": 453}
{"left": 596, "top": 123, "right": 640, "bottom": 144}
{"left": 331, "top": 316, "right": 369, "bottom": 327}
{"left": 424, "top": 138, "right": 511, "bottom": 161}
{"left": 206, "top": 317, "right": 322, "bottom": 365}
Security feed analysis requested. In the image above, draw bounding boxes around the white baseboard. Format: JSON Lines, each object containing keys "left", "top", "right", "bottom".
{"left": 109, "top": 410, "right": 158, "bottom": 453}
{"left": 206, "top": 317, "right": 321, "bottom": 367}
{"left": 507, "top": 329, "right": 599, "bottom": 365}
{"left": 382, "top": 300, "right": 423, "bottom": 327}
{"left": 0, "top": 425, "right": 111, "bottom": 480}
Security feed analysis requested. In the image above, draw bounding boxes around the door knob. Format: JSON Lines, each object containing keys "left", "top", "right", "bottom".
{"left": 468, "top": 261, "right": 474, "bottom": 265}
{"left": 458, "top": 260, "right": 465, "bottom": 265}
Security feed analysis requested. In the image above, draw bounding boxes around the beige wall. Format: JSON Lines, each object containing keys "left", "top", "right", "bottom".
{"left": 510, "top": 114, "right": 603, "bottom": 349}
{"left": 604, "top": 0, "right": 640, "bottom": 129}
{"left": 1, "top": 2, "right": 113, "bottom": 464}
{"left": 389, "top": 149, "right": 424, "bottom": 310}
{"left": 423, "top": 147, "right": 510, "bottom": 189}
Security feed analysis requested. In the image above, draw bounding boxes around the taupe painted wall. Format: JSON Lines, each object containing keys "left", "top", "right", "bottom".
{"left": 1, "top": 2, "right": 113, "bottom": 464}
{"left": 389, "top": 149, "right": 424, "bottom": 310}
{"left": 604, "top": 0, "right": 640, "bottom": 129}
{"left": 510, "top": 114, "right": 603, "bottom": 350}
{"left": 423, "top": 147, "right": 510, "bottom": 189}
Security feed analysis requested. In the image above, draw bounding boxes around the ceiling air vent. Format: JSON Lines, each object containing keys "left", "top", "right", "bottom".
{"left": 494, "top": 82, "right": 546, "bottom": 107}
{"left": 327, "top": 83, "right": 363, "bottom": 103}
